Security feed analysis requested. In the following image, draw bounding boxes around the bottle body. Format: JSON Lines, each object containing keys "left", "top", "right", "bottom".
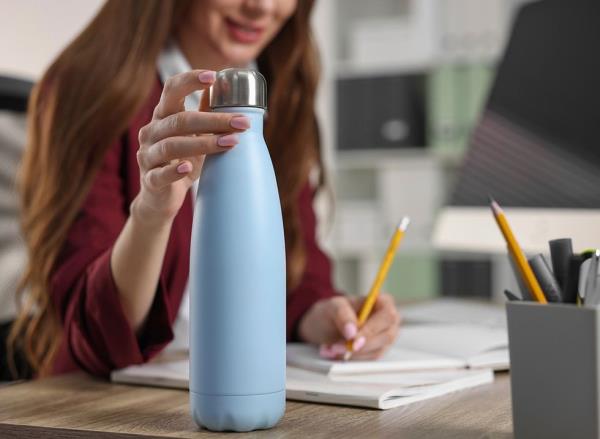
{"left": 189, "top": 107, "right": 286, "bottom": 431}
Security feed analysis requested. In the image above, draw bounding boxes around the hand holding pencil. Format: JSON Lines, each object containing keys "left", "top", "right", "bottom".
{"left": 296, "top": 218, "right": 408, "bottom": 360}
{"left": 344, "top": 217, "right": 410, "bottom": 360}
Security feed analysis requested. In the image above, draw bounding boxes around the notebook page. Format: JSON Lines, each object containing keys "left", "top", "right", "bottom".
{"left": 328, "top": 369, "right": 491, "bottom": 387}
{"left": 401, "top": 299, "right": 506, "bottom": 328}
{"left": 111, "top": 359, "right": 189, "bottom": 389}
{"left": 286, "top": 366, "right": 494, "bottom": 410}
{"left": 111, "top": 359, "right": 495, "bottom": 409}
{"left": 379, "top": 369, "right": 494, "bottom": 409}
{"left": 286, "top": 343, "right": 466, "bottom": 376}
{"left": 395, "top": 324, "right": 508, "bottom": 360}
{"left": 466, "top": 349, "right": 509, "bottom": 370}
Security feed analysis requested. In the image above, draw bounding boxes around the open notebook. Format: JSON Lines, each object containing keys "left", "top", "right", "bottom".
{"left": 111, "top": 323, "right": 502, "bottom": 410}
{"left": 287, "top": 323, "right": 509, "bottom": 376}
{"left": 401, "top": 298, "right": 507, "bottom": 329}
{"left": 111, "top": 359, "right": 493, "bottom": 410}
{"left": 286, "top": 367, "right": 493, "bottom": 409}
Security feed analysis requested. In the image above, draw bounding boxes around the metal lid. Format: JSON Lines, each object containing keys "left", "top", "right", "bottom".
{"left": 209, "top": 68, "right": 267, "bottom": 110}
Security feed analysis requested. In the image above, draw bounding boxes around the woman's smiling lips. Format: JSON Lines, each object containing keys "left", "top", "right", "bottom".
{"left": 225, "top": 17, "right": 265, "bottom": 44}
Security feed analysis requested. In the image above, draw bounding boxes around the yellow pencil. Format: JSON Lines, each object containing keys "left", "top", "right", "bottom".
{"left": 489, "top": 198, "right": 547, "bottom": 304}
{"left": 344, "top": 217, "right": 410, "bottom": 361}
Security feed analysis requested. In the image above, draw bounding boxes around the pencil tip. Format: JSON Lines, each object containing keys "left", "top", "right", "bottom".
{"left": 488, "top": 195, "right": 501, "bottom": 214}
{"left": 397, "top": 217, "right": 410, "bottom": 231}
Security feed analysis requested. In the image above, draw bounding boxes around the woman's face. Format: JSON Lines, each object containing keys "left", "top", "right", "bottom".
{"left": 182, "top": 0, "right": 298, "bottom": 67}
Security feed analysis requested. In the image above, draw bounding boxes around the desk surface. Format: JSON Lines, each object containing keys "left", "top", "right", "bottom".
{"left": 0, "top": 372, "right": 513, "bottom": 438}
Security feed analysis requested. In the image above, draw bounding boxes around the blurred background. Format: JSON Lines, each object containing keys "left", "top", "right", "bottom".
{"left": 314, "top": 0, "right": 527, "bottom": 302}
{"left": 1, "top": 0, "right": 598, "bottom": 315}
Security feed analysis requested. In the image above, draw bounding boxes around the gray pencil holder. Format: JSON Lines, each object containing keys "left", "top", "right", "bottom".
{"left": 507, "top": 302, "right": 600, "bottom": 439}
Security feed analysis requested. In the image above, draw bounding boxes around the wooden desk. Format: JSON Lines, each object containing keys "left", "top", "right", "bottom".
{"left": 0, "top": 372, "right": 513, "bottom": 438}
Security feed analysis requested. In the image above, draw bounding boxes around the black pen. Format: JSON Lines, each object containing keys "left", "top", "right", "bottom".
{"left": 564, "top": 254, "right": 584, "bottom": 304}
{"left": 549, "top": 238, "right": 573, "bottom": 291}
{"left": 504, "top": 290, "right": 522, "bottom": 301}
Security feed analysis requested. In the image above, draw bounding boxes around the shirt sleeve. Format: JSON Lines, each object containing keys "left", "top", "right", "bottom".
{"left": 286, "top": 183, "right": 341, "bottom": 341}
{"left": 50, "top": 136, "right": 174, "bottom": 377}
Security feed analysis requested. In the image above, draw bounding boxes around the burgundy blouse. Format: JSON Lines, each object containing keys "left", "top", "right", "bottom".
{"left": 49, "top": 78, "right": 338, "bottom": 376}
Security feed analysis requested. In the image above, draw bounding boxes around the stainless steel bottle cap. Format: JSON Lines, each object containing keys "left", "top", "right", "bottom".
{"left": 210, "top": 68, "right": 267, "bottom": 110}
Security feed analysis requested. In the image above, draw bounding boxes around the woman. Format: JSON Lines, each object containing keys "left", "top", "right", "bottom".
{"left": 9, "top": 0, "right": 400, "bottom": 377}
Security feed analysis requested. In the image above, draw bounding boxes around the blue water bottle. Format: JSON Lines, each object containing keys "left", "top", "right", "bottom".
{"left": 189, "top": 69, "right": 286, "bottom": 431}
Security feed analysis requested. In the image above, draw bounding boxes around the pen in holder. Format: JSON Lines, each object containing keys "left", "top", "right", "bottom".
{"left": 507, "top": 302, "right": 600, "bottom": 439}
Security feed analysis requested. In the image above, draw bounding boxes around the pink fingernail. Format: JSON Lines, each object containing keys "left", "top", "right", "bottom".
{"left": 176, "top": 162, "right": 192, "bottom": 174}
{"left": 198, "top": 71, "right": 216, "bottom": 83}
{"left": 331, "top": 343, "right": 347, "bottom": 355}
{"left": 217, "top": 133, "right": 239, "bottom": 147}
{"left": 319, "top": 345, "right": 336, "bottom": 359}
{"left": 343, "top": 323, "right": 357, "bottom": 340}
{"left": 230, "top": 116, "right": 251, "bottom": 130}
{"left": 353, "top": 336, "right": 366, "bottom": 352}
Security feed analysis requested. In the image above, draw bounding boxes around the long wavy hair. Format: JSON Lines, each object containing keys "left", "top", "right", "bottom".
{"left": 9, "top": 0, "right": 322, "bottom": 377}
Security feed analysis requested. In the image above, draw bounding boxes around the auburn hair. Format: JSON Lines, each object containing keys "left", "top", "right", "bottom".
{"left": 9, "top": 0, "right": 322, "bottom": 376}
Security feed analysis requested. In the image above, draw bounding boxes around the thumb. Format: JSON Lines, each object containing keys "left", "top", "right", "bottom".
{"left": 328, "top": 296, "right": 359, "bottom": 341}
{"left": 199, "top": 87, "right": 211, "bottom": 112}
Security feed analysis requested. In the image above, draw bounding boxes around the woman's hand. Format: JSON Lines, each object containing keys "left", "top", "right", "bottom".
{"left": 113, "top": 70, "right": 251, "bottom": 330}
{"left": 133, "top": 70, "right": 251, "bottom": 224}
{"left": 297, "top": 294, "right": 401, "bottom": 360}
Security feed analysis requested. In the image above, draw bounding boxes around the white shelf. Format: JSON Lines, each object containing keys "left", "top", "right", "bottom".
{"left": 333, "top": 0, "right": 511, "bottom": 80}
{"left": 336, "top": 148, "right": 428, "bottom": 168}
{"left": 335, "top": 58, "right": 499, "bottom": 80}
{"left": 335, "top": 148, "right": 465, "bottom": 170}
{"left": 335, "top": 60, "right": 433, "bottom": 80}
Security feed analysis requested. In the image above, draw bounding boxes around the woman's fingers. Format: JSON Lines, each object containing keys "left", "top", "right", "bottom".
{"left": 138, "top": 134, "right": 239, "bottom": 171}
{"left": 141, "top": 111, "right": 250, "bottom": 145}
{"left": 316, "top": 296, "right": 359, "bottom": 360}
{"left": 329, "top": 294, "right": 400, "bottom": 360}
{"left": 153, "top": 70, "right": 216, "bottom": 120}
{"left": 199, "top": 85, "right": 211, "bottom": 112}
{"left": 318, "top": 294, "right": 401, "bottom": 360}
{"left": 352, "top": 294, "right": 400, "bottom": 359}
{"left": 143, "top": 160, "right": 194, "bottom": 191}
{"left": 350, "top": 325, "right": 399, "bottom": 360}
{"left": 317, "top": 296, "right": 360, "bottom": 360}
{"left": 356, "top": 294, "right": 401, "bottom": 340}
{"left": 326, "top": 296, "right": 359, "bottom": 342}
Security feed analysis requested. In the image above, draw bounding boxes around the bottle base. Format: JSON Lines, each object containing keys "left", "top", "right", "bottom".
{"left": 190, "top": 390, "right": 285, "bottom": 432}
